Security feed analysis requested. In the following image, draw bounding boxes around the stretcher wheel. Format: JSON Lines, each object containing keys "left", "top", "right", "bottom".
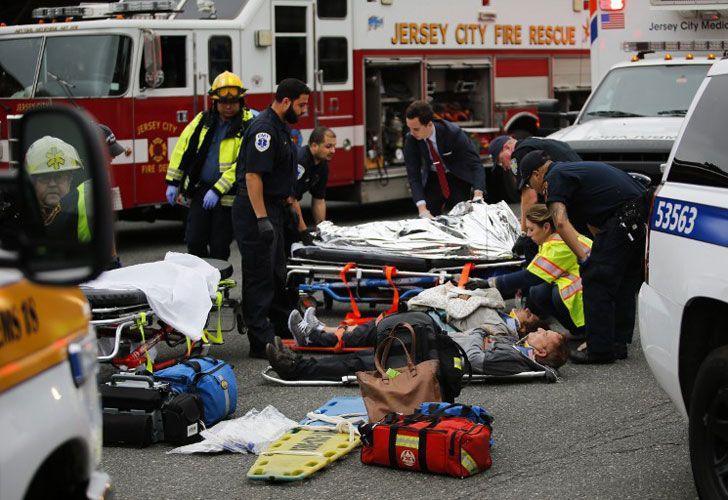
{"left": 81, "top": 287, "right": 148, "bottom": 308}
{"left": 202, "top": 258, "right": 233, "bottom": 280}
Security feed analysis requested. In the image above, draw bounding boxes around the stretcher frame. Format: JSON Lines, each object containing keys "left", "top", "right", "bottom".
{"left": 261, "top": 366, "right": 558, "bottom": 385}
{"left": 287, "top": 258, "right": 525, "bottom": 311}
{"left": 90, "top": 279, "right": 240, "bottom": 369}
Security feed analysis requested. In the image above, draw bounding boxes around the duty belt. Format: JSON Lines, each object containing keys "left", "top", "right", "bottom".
{"left": 237, "top": 187, "right": 289, "bottom": 206}
{"left": 616, "top": 193, "right": 648, "bottom": 242}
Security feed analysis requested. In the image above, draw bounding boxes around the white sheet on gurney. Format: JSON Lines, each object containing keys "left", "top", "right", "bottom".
{"left": 83, "top": 252, "right": 220, "bottom": 341}
{"left": 315, "top": 200, "right": 520, "bottom": 261}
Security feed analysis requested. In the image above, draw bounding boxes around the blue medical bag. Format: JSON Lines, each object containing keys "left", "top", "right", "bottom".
{"left": 155, "top": 357, "right": 237, "bottom": 427}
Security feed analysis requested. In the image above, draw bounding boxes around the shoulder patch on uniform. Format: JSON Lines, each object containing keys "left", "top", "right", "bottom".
{"left": 255, "top": 132, "right": 271, "bottom": 152}
{"left": 297, "top": 163, "right": 305, "bottom": 180}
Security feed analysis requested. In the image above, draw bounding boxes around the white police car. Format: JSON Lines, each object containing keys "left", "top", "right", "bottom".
{"left": 639, "top": 57, "right": 728, "bottom": 498}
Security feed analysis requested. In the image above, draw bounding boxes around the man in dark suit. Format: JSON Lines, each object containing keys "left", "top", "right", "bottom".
{"left": 404, "top": 101, "right": 485, "bottom": 217}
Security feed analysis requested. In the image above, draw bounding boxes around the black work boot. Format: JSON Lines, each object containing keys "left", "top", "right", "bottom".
{"left": 614, "top": 344, "right": 628, "bottom": 360}
{"left": 570, "top": 349, "right": 615, "bottom": 365}
{"left": 266, "top": 337, "right": 300, "bottom": 379}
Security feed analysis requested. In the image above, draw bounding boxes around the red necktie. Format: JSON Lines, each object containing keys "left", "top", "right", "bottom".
{"left": 426, "top": 139, "right": 450, "bottom": 199}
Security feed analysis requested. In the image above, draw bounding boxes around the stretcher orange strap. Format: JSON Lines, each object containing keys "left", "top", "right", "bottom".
{"left": 458, "top": 262, "right": 475, "bottom": 288}
{"left": 280, "top": 325, "right": 373, "bottom": 353}
{"left": 340, "top": 262, "right": 399, "bottom": 326}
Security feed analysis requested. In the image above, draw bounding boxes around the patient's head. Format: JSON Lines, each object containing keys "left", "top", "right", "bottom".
{"left": 525, "top": 328, "right": 569, "bottom": 368}
{"left": 512, "top": 307, "right": 549, "bottom": 336}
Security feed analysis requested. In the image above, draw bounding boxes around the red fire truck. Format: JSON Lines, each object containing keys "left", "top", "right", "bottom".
{"left": 0, "top": 0, "right": 590, "bottom": 218}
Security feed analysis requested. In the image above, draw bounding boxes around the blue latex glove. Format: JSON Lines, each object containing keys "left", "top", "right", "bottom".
{"left": 165, "top": 185, "right": 178, "bottom": 206}
{"left": 202, "top": 189, "right": 220, "bottom": 210}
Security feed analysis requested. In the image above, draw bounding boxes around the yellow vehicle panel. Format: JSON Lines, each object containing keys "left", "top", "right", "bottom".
{"left": 0, "top": 280, "right": 89, "bottom": 393}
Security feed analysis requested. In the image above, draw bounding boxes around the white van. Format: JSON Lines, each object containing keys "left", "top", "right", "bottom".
{"left": 639, "top": 57, "right": 728, "bottom": 497}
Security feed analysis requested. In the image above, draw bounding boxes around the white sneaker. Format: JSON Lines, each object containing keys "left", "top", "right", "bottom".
{"left": 303, "top": 307, "right": 324, "bottom": 333}
{"left": 287, "top": 309, "right": 309, "bottom": 346}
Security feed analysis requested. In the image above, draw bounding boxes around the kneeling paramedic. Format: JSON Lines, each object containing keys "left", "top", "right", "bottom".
{"left": 233, "top": 78, "right": 311, "bottom": 358}
{"left": 516, "top": 150, "right": 648, "bottom": 364}
{"left": 466, "top": 203, "right": 592, "bottom": 337}
{"left": 165, "top": 71, "right": 254, "bottom": 260}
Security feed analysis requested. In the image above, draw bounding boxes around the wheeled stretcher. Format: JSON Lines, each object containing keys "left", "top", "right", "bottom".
{"left": 287, "top": 200, "right": 525, "bottom": 312}
{"left": 84, "top": 258, "right": 242, "bottom": 371}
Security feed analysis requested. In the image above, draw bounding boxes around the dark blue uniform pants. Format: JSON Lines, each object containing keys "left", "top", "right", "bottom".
{"left": 527, "top": 283, "right": 582, "bottom": 335}
{"left": 232, "top": 195, "right": 291, "bottom": 352}
{"left": 580, "top": 216, "right": 645, "bottom": 354}
{"left": 185, "top": 188, "right": 233, "bottom": 260}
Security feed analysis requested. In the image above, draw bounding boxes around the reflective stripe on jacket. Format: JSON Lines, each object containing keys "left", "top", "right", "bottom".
{"left": 77, "top": 181, "right": 91, "bottom": 242}
{"left": 166, "top": 108, "right": 254, "bottom": 206}
{"left": 526, "top": 233, "right": 592, "bottom": 327}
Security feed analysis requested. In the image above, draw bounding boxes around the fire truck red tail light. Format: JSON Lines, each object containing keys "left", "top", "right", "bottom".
{"left": 600, "top": 0, "right": 624, "bottom": 11}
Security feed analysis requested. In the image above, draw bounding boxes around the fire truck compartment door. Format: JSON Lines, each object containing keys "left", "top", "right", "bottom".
{"left": 552, "top": 57, "right": 591, "bottom": 91}
{"left": 426, "top": 58, "right": 492, "bottom": 69}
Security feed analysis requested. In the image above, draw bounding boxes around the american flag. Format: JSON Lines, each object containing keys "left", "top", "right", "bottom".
{"left": 601, "top": 11, "right": 625, "bottom": 30}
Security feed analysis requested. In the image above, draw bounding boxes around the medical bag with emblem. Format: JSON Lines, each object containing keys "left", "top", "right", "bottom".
{"left": 359, "top": 411, "right": 493, "bottom": 478}
{"left": 99, "top": 373, "right": 170, "bottom": 448}
{"left": 154, "top": 357, "right": 237, "bottom": 427}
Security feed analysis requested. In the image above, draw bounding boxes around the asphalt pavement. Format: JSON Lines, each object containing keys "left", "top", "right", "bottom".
{"left": 104, "top": 200, "right": 698, "bottom": 500}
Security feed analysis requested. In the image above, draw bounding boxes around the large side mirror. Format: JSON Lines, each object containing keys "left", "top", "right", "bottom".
{"left": 17, "top": 105, "right": 112, "bottom": 285}
{"left": 142, "top": 29, "right": 164, "bottom": 89}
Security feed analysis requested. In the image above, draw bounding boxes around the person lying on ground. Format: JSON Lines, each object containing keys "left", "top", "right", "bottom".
{"left": 266, "top": 325, "right": 569, "bottom": 381}
{"left": 287, "top": 304, "right": 547, "bottom": 348}
{"left": 465, "top": 203, "right": 591, "bottom": 337}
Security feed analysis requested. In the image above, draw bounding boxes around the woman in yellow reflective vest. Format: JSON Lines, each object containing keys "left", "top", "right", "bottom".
{"left": 467, "top": 204, "right": 592, "bottom": 335}
{"left": 165, "top": 71, "right": 255, "bottom": 260}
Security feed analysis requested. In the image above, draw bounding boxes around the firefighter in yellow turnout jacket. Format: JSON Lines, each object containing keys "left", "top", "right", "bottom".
{"left": 466, "top": 204, "right": 592, "bottom": 335}
{"left": 166, "top": 71, "right": 254, "bottom": 260}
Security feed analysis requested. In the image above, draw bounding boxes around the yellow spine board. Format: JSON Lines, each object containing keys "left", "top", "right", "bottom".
{"left": 247, "top": 428, "right": 361, "bottom": 481}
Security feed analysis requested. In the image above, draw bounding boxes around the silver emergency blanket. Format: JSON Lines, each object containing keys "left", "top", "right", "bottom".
{"left": 315, "top": 200, "right": 520, "bottom": 261}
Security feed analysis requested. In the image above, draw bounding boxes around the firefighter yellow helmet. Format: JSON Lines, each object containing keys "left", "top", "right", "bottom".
{"left": 25, "top": 136, "right": 83, "bottom": 176}
{"left": 209, "top": 71, "right": 246, "bottom": 101}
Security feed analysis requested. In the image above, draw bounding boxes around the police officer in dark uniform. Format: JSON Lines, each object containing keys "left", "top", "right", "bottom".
{"left": 404, "top": 100, "right": 486, "bottom": 218}
{"left": 232, "top": 78, "right": 311, "bottom": 358}
{"left": 489, "top": 135, "right": 581, "bottom": 262}
{"left": 516, "top": 150, "right": 648, "bottom": 364}
{"left": 289, "top": 126, "right": 336, "bottom": 245}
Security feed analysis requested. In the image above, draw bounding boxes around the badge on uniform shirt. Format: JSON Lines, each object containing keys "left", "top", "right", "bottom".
{"left": 255, "top": 132, "right": 271, "bottom": 152}
{"left": 296, "top": 163, "right": 305, "bottom": 180}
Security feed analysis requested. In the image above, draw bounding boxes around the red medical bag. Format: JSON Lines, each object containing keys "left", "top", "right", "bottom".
{"left": 359, "top": 413, "right": 492, "bottom": 478}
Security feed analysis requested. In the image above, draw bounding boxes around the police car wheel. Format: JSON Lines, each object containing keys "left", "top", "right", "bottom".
{"left": 689, "top": 345, "right": 728, "bottom": 499}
